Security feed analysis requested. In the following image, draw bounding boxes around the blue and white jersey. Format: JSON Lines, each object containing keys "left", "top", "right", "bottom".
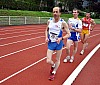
{"left": 68, "top": 17, "right": 82, "bottom": 41}
{"left": 48, "top": 18, "right": 65, "bottom": 42}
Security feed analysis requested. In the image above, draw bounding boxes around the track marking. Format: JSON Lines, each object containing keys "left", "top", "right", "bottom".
{"left": 0, "top": 33, "right": 100, "bottom": 59}
{"left": 0, "top": 27, "right": 45, "bottom": 32}
{"left": 0, "top": 43, "right": 45, "bottom": 59}
{"left": 0, "top": 29, "right": 44, "bottom": 35}
{"left": 63, "top": 44, "right": 100, "bottom": 85}
{"left": 0, "top": 57, "right": 47, "bottom": 84}
{"left": 0, "top": 32, "right": 44, "bottom": 40}
{"left": 0, "top": 36, "right": 45, "bottom": 46}
{"left": 0, "top": 47, "right": 66, "bottom": 84}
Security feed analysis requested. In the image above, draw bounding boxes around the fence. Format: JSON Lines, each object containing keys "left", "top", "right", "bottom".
{"left": 0, "top": 16, "right": 99, "bottom": 26}
{"left": 0, "top": 16, "right": 51, "bottom": 26}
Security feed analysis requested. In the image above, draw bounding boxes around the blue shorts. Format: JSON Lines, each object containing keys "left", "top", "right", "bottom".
{"left": 68, "top": 32, "right": 80, "bottom": 41}
{"left": 48, "top": 41, "right": 64, "bottom": 50}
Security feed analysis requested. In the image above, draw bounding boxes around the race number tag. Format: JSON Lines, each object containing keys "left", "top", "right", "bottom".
{"left": 50, "top": 32, "right": 58, "bottom": 42}
{"left": 83, "top": 23, "right": 88, "bottom": 27}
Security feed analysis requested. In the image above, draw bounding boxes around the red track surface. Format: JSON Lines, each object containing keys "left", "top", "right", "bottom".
{"left": 0, "top": 24, "right": 100, "bottom": 85}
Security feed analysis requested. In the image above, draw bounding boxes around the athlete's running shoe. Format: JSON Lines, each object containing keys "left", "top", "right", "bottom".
{"left": 63, "top": 56, "right": 70, "bottom": 63}
{"left": 48, "top": 73, "right": 55, "bottom": 81}
{"left": 80, "top": 50, "right": 84, "bottom": 55}
{"left": 69, "top": 56, "right": 74, "bottom": 63}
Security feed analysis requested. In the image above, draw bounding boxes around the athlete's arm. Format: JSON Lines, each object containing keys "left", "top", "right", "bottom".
{"left": 45, "top": 21, "right": 49, "bottom": 43}
{"left": 56, "top": 21, "right": 70, "bottom": 44}
{"left": 90, "top": 19, "right": 96, "bottom": 31}
{"left": 62, "top": 22, "right": 71, "bottom": 39}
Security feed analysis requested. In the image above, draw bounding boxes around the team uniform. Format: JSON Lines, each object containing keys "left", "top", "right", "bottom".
{"left": 68, "top": 17, "right": 82, "bottom": 41}
{"left": 82, "top": 17, "right": 92, "bottom": 35}
{"left": 48, "top": 18, "right": 65, "bottom": 50}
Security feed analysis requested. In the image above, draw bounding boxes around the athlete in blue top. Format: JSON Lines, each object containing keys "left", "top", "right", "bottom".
{"left": 63, "top": 8, "right": 82, "bottom": 63}
{"left": 45, "top": 7, "right": 70, "bottom": 81}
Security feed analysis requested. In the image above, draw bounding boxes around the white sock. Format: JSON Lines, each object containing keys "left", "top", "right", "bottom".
{"left": 52, "top": 63, "right": 55, "bottom": 68}
{"left": 52, "top": 71, "right": 56, "bottom": 74}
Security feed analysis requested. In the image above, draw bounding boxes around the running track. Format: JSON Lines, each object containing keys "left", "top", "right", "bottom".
{"left": 0, "top": 24, "right": 100, "bottom": 85}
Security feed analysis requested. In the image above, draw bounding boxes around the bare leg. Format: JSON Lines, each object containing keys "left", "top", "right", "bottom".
{"left": 53, "top": 49, "right": 62, "bottom": 73}
{"left": 66, "top": 40, "right": 73, "bottom": 56}
{"left": 80, "top": 34, "right": 89, "bottom": 55}
{"left": 63, "top": 40, "right": 73, "bottom": 63}
{"left": 72, "top": 41, "right": 78, "bottom": 57}
{"left": 46, "top": 49, "right": 54, "bottom": 65}
{"left": 82, "top": 34, "right": 89, "bottom": 50}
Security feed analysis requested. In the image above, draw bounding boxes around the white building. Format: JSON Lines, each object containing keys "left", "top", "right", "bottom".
{"left": 82, "top": 0, "right": 89, "bottom": 8}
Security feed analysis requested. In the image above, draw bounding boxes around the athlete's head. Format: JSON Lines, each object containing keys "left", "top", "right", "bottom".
{"left": 53, "top": 7, "right": 61, "bottom": 20}
{"left": 85, "top": 12, "right": 91, "bottom": 19}
{"left": 72, "top": 8, "right": 79, "bottom": 19}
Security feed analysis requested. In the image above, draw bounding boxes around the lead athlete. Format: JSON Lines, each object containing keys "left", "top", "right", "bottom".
{"left": 80, "top": 12, "right": 96, "bottom": 55}
{"left": 63, "top": 8, "right": 82, "bottom": 63}
{"left": 45, "top": 7, "right": 70, "bottom": 81}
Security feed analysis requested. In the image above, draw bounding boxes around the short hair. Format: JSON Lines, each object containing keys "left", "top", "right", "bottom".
{"left": 73, "top": 8, "right": 79, "bottom": 13}
{"left": 86, "top": 12, "right": 91, "bottom": 14}
{"left": 53, "top": 7, "right": 61, "bottom": 13}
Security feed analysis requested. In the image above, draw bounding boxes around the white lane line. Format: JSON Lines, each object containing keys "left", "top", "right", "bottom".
{"left": 1, "top": 32, "right": 100, "bottom": 46}
{"left": 89, "top": 33, "right": 100, "bottom": 38}
{"left": 0, "top": 47, "right": 66, "bottom": 84}
{"left": 0, "top": 36, "right": 45, "bottom": 46}
{"left": 0, "top": 43, "right": 45, "bottom": 59}
{"left": 0, "top": 29, "right": 44, "bottom": 35}
{"left": 63, "top": 44, "right": 100, "bottom": 85}
{"left": 0, "top": 32, "right": 44, "bottom": 40}
{"left": 0, "top": 57, "right": 47, "bottom": 84}
{"left": 0, "top": 25, "right": 46, "bottom": 31}
{"left": 0, "top": 27, "right": 44, "bottom": 32}
{"left": 0, "top": 33, "right": 100, "bottom": 59}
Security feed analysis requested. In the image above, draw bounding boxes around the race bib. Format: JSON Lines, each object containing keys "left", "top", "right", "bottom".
{"left": 50, "top": 32, "right": 58, "bottom": 42}
{"left": 83, "top": 23, "right": 89, "bottom": 27}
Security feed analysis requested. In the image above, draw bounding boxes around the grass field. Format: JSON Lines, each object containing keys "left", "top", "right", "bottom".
{"left": 0, "top": 9, "right": 99, "bottom": 24}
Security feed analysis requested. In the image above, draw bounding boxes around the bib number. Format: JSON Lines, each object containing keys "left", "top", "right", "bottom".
{"left": 50, "top": 32, "right": 58, "bottom": 42}
{"left": 83, "top": 23, "right": 88, "bottom": 27}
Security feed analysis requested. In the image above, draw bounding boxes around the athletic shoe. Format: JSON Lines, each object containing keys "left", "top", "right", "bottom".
{"left": 48, "top": 73, "right": 55, "bottom": 81}
{"left": 63, "top": 56, "right": 70, "bottom": 63}
{"left": 50, "top": 64, "right": 55, "bottom": 74}
{"left": 80, "top": 50, "right": 84, "bottom": 55}
{"left": 69, "top": 56, "right": 74, "bottom": 63}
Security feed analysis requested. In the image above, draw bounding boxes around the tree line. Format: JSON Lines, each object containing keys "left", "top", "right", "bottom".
{"left": 0, "top": 0, "right": 99, "bottom": 14}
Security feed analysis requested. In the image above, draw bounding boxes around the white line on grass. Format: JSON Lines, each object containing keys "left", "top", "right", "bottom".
{"left": 63, "top": 44, "right": 100, "bottom": 85}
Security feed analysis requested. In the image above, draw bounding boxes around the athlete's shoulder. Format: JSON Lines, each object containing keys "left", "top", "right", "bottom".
{"left": 59, "top": 18, "right": 64, "bottom": 22}
{"left": 77, "top": 18, "right": 81, "bottom": 20}
{"left": 81, "top": 17, "right": 85, "bottom": 21}
{"left": 48, "top": 17, "right": 53, "bottom": 21}
{"left": 69, "top": 17, "right": 73, "bottom": 20}
{"left": 59, "top": 18, "right": 66, "bottom": 24}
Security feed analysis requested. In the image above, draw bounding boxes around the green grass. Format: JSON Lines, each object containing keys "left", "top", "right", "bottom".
{"left": 94, "top": 19, "right": 100, "bottom": 24}
{"left": 0, "top": 9, "right": 99, "bottom": 24}
{"left": 0, "top": 9, "right": 52, "bottom": 17}
{"left": 0, "top": 9, "right": 74, "bottom": 18}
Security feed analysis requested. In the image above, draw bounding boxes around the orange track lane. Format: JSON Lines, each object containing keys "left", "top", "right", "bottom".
{"left": 0, "top": 24, "right": 100, "bottom": 85}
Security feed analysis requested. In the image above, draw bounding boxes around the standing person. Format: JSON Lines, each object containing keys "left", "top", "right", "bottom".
{"left": 80, "top": 12, "right": 96, "bottom": 55}
{"left": 45, "top": 7, "right": 70, "bottom": 81}
{"left": 63, "top": 8, "right": 82, "bottom": 63}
